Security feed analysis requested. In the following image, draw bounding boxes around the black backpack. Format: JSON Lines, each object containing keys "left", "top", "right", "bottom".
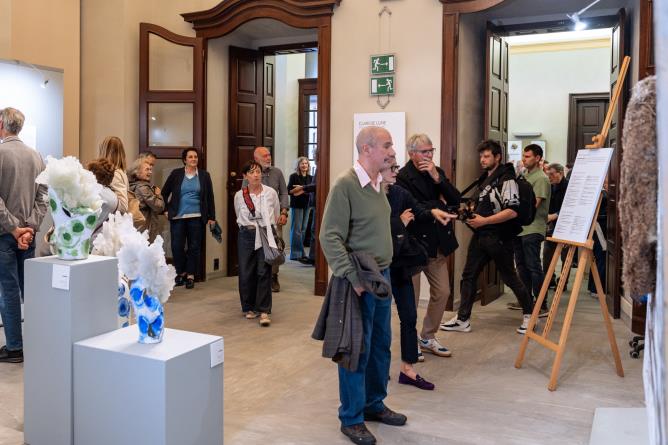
{"left": 461, "top": 166, "right": 537, "bottom": 227}
{"left": 515, "top": 174, "right": 537, "bottom": 226}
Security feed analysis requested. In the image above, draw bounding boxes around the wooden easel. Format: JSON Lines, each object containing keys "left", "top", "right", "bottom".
{"left": 514, "top": 55, "right": 631, "bottom": 391}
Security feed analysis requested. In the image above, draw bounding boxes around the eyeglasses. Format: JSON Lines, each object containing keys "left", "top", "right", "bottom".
{"left": 414, "top": 148, "right": 435, "bottom": 155}
{"left": 390, "top": 165, "right": 400, "bottom": 172}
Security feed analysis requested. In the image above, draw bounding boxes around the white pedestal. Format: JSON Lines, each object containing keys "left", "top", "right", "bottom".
{"left": 24, "top": 255, "right": 119, "bottom": 445}
{"left": 589, "top": 407, "right": 649, "bottom": 445}
{"left": 74, "top": 327, "right": 224, "bottom": 445}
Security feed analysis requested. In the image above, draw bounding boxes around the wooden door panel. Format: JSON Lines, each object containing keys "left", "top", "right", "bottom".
{"left": 263, "top": 55, "right": 275, "bottom": 153}
{"left": 228, "top": 46, "right": 263, "bottom": 276}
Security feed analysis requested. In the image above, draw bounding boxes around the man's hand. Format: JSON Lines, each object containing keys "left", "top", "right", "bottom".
{"left": 12, "top": 227, "right": 33, "bottom": 242}
{"left": 399, "top": 209, "right": 414, "bottom": 226}
{"left": 278, "top": 214, "right": 288, "bottom": 226}
{"left": 289, "top": 185, "right": 305, "bottom": 196}
{"left": 417, "top": 160, "right": 440, "bottom": 183}
{"left": 17, "top": 231, "right": 33, "bottom": 250}
{"left": 431, "top": 209, "right": 457, "bottom": 226}
{"left": 466, "top": 214, "right": 488, "bottom": 229}
{"left": 353, "top": 285, "right": 365, "bottom": 296}
{"left": 154, "top": 186, "right": 161, "bottom": 195}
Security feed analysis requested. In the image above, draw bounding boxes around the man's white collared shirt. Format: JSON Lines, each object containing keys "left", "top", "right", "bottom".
{"left": 353, "top": 161, "right": 382, "bottom": 193}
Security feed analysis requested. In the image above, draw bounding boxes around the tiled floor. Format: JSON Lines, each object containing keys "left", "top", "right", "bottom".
{"left": 0, "top": 259, "right": 644, "bottom": 445}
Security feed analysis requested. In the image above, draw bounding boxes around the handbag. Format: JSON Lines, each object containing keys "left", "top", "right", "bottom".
{"left": 242, "top": 186, "right": 285, "bottom": 266}
{"left": 127, "top": 189, "right": 146, "bottom": 229}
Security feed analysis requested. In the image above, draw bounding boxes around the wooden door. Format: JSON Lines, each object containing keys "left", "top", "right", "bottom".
{"left": 263, "top": 55, "right": 275, "bottom": 154}
{"left": 639, "top": 0, "right": 655, "bottom": 79}
{"left": 228, "top": 46, "right": 264, "bottom": 275}
{"left": 605, "top": 9, "right": 627, "bottom": 319}
{"left": 481, "top": 27, "right": 508, "bottom": 306}
{"left": 567, "top": 93, "right": 609, "bottom": 165}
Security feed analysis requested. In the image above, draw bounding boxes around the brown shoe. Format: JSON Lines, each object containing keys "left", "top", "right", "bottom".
{"left": 340, "top": 423, "right": 376, "bottom": 445}
{"left": 245, "top": 311, "right": 258, "bottom": 319}
{"left": 259, "top": 313, "right": 271, "bottom": 327}
{"left": 363, "top": 407, "right": 407, "bottom": 426}
{"left": 271, "top": 274, "right": 280, "bottom": 292}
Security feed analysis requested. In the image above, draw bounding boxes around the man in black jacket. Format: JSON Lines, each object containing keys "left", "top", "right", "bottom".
{"left": 440, "top": 139, "right": 533, "bottom": 334}
{"left": 396, "top": 133, "right": 460, "bottom": 358}
{"left": 543, "top": 163, "right": 569, "bottom": 288}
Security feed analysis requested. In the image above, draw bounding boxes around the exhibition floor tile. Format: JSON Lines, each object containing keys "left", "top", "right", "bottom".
{"left": 0, "top": 259, "right": 644, "bottom": 445}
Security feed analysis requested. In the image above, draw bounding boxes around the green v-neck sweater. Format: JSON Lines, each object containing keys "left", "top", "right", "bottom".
{"left": 319, "top": 168, "right": 392, "bottom": 287}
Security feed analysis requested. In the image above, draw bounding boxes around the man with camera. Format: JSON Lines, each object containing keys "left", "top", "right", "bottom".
{"left": 396, "top": 133, "right": 461, "bottom": 358}
{"left": 441, "top": 139, "right": 533, "bottom": 334}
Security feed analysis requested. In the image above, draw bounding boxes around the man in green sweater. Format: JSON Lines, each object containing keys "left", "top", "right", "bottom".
{"left": 320, "top": 126, "right": 406, "bottom": 445}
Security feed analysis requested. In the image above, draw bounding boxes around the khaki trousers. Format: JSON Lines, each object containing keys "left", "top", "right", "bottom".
{"left": 411, "top": 252, "right": 451, "bottom": 340}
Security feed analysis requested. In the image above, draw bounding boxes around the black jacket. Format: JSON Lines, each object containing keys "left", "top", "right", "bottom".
{"left": 396, "top": 161, "right": 461, "bottom": 258}
{"left": 287, "top": 172, "right": 312, "bottom": 208}
{"left": 161, "top": 168, "right": 215, "bottom": 223}
{"left": 387, "top": 185, "right": 429, "bottom": 285}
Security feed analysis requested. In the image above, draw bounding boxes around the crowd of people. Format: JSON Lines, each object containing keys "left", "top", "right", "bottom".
{"left": 315, "top": 126, "right": 606, "bottom": 445}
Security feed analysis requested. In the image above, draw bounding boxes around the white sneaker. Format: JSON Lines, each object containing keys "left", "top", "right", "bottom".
{"left": 416, "top": 342, "right": 425, "bottom": 362}
{"left": 419, "top": 338, "right": 452, "bottom": 357}
{"left": 517, "top": 314, "right": 531, "bottom": 334}
{"left": 440, "top": 316, "right": 471, "bottom": 332}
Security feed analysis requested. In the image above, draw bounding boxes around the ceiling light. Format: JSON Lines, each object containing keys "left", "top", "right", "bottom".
{"left": 567, "top": 0, "right": 602, "bottom": 31}
{"left": 151, "top": 116, "right": 157, "bottom": 121}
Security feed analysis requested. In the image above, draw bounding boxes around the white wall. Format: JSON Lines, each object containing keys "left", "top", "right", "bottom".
{"left": 0, "top": 59, "right": 63, "bottom": 158}
{"left": 274, "top": 53, "right": 306, "bottom": 177}
{"left": 508, "top": 44, "right": 611, "bottom": 165}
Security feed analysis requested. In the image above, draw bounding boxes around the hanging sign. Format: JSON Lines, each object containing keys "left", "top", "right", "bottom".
{"left": 370, "top": 54, "right": 395, "bottom": 75}
{"left": 370, "top": 76, "right": 395, "bottom": 96}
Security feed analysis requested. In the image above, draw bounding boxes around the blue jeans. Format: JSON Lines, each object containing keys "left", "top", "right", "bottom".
{"left": 0, "top": 234, "right": 35, "bottom": 351}
{"left": 513, "top": 233, "right": 545, "bottom": 302}
{"left": 338, "top": 269, "right": 391, "bottom": 426}
{"left": 170, "top": 217, "right": 203, "bottom": 277}
{"left": 289, "top": 207, "right": 311, "bottom": 259}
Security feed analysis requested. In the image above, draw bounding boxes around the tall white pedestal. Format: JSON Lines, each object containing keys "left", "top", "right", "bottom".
{"left": 24, "top": 255, "right": 119, "bottom": 445}
{"left": 74, "top": 327, "right": 224, "bottom": 445}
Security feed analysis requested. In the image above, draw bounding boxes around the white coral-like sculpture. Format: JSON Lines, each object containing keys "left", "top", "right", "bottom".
{"left": 93, "top": 211, "right": 175, "bottom": 303}
{"left": 35, "top": 156, "right": 103, "bottom": 211}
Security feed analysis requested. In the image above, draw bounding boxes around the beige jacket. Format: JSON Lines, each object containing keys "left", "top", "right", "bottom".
{"left": 110, "top": 169, "right": 129, "bottom": 213}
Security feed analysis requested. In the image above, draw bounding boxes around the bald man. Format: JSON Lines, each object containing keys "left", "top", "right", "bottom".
{"left": 319, "top": 126, "right": 407, "bottom": 445}
{"left": 253, "top": 146, "right": 289, "bottom": 292}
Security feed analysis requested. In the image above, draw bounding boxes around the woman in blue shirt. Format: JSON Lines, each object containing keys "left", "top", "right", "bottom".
{"left": 162, "top": 148, "right": 215, "bottom": 289}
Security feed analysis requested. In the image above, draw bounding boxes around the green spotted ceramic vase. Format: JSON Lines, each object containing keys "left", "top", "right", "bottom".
{"left": 48, "top": 188, "right": 100, "bottom": 260}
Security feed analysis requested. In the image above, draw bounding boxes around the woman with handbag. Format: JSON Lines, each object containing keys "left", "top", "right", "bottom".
{"left": 162, "top": 148, "right": 216, "bottom": 290}
{"left": 382, "top": 158, "right": 456, "bottom": 390}
{"left": 128, "top": 157, "right": 165, "bottom": 242}
{"left": 98, "top": 136, "right": 129, "bottom": 213}
{"left": 234, "top": 160, "right": 280, "bottom": 327}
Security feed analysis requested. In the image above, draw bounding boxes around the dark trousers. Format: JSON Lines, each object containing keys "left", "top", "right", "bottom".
{"left": 391, "top": 280, "right": 418, "bottom": 364}
{"left": 513, "top": 233, "right": 545, "bottom": 302}
{"left": 542, "top": 238, "right": 570, "bottom": 287}
{"left": 458, "top": 232, "right": 533, "bottom": 321}
{"left": 338, "top": 269, "right": 391, "bottom": 426}
{"left": 588, "top": 236, "right": 606, "bottom": 293}
{"left": 307, "top": 206, "right": 317, "bottom": 261}
{"left": 170, "top": 217, "right": 203, "bottom": 277}
{"left": 237, "top": 227, "right": 272, "bottom": 313}
{"left": 0, "top": 234, "right": 34, "bottom": 351}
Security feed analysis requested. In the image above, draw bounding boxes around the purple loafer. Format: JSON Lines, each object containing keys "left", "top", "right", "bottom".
{"left": 398, "top": 372, "right": 435, "bottom": 390}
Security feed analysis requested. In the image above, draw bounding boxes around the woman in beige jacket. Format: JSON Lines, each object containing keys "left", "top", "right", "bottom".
{"left": 128, "top": 157, "right": 165, "bottom": 242}
{"left": 98, "top": 136, "right": 129, "bottom": 213}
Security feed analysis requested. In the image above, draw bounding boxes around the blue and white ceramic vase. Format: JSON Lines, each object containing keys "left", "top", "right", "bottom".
{"left": 48, "top": 189, "right": 100, "bottom": 260}
{"left": 129, "top": 279, "right": 165, "bottom": 344}
{"left": 117, "top": 276, "right": 132, "bottom": 328}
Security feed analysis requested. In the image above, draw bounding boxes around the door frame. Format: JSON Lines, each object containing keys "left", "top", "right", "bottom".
{"left": 182, "top": 0, "right": 341, "bottom": 295}
{"left": 567, "top": 92, "right": 610, "bottom": 164}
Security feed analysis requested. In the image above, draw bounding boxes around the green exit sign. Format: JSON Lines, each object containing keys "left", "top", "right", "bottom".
{"left": 370, "top": 54, "right": 395, "bottom": 75}
{"left": 370, "top": 76, "right": 395, "bottom": 96}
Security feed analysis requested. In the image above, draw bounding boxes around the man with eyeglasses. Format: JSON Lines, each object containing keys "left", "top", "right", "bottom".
{"left": 396, "top": 133, "right": 460, "bottom": 359}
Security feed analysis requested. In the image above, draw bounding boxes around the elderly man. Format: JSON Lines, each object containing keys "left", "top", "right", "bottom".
{"left": 319, "top": 126, "right": 406, "bottom": 445}
{"left": 396, "top": 133, "right": 460, "bottom": 358}
{"left": 543, "top": 163, "right": 570, "bottom": 289}
{"left": 0, "top": 107, "right": 47, "bottom": 363}
{"left": 253, "top": 146, "right": 288, "bottom": 292}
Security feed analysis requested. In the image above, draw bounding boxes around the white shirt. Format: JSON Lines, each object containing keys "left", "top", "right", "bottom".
{"left": 234, "top": 185, "right": 280, "bottom": 250}
{"left": 353, "top": 161, "right": 382, "bottom": 193}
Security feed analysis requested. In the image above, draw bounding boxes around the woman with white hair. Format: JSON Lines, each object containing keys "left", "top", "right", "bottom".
{"left": 286, "top": 156, "right": 313, "bottom": 262}
{"left": 128, "top": 157, "right": 165, "bottom": 242}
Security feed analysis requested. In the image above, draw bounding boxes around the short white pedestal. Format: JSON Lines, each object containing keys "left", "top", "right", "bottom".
{"left": 24, "top": 255, "right": 119, "bottom": 445}
{"left": 74, "top": 327, "right": 224, "bottom": 445}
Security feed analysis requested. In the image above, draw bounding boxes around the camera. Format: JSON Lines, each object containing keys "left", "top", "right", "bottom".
{"left": 446, "top": 199, "right": 476, "bottom": 221}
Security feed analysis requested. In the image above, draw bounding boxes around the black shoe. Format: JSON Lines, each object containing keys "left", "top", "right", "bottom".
{"left": 185, "top": 277, "right": 195, "bottom": 289}
{"left": 340, "top": 423, "right": 376, "bottom": 445}
{"left": 297, "top": 257, "right": 311, "bottom": 265}
{"left": 0, "top": 346, "right": 23, "bottom": 363}
{"left": 364, "top": 407, "right": 407, "bottom": 426}
{"left": 271, "top": 274, "right": 280, "bottom": 293}
{"left": 175, "top": 275, "right": 185, "bottom": 287}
